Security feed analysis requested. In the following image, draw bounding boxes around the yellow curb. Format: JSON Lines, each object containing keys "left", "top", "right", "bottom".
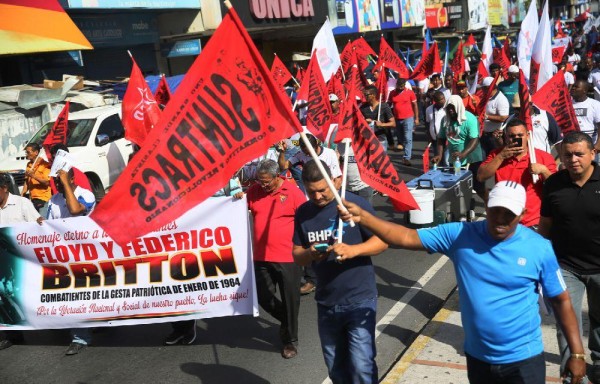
{"left": 380, "top": 292, "right": 459, "bottom": 384}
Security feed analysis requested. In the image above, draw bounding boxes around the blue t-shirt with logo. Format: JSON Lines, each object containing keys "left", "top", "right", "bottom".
{"left": 293, "top": 192, "right": 377, "bottom": 307}
{"left": 417, "top": 221, "right": 565, "bottom": 364}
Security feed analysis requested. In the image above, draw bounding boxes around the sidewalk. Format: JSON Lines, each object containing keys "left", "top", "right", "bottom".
{"left": 382, "top": 289, "right": 591, "bottom": 384}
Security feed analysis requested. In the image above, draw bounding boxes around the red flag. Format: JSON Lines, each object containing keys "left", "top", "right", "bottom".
{"left": 43, "top": 101, "right": 70, "bottom": 161}
{"left": 346, "top": 65, "right": 367, "bottom": 103}
{"left": 334, "top": 96, "right": 355, "bottom": 144}
{"left": 327, "top": 72, "right": 345, "bottom": 102}
{"left": 297, "top": 52, "right": 333, "bottom": 141}
{"left": 352, "top": 37, "right": 377, "bottom": 60}
{"left": 476, "top": 74, "right": 500, "bottom": 132}
{"left": 410, "top": 42, "right": 441, "bottom": 81}
{"left": 377, "top": 37, "right": 409, "bottom": 78}
{"left": 518, "top": 69, "right": 533, "bottom": 131}
{"left": 552, "top": 46, "right": 566, "bottom": 64}
{"left": 422, "top": 144, "right": 430, "bottom": 174}
{"left": 154, "top": 74, "right": 171, "bottom": 107}
{"left": 492, "top": 47, "right": 510, "bottom": 78}
{"left": 90, "top": 7, "right": 303, "bottom": 246}
{"left": 374, "top": 63, "right": 388, "bottom": 100}
{"left": 340, "top": 40, "right": 354, "bottom": 74}
{"left": 531, "top": 71, "right": 580, "bottom": 135}
{"left": 503, "top": 37, "right": 511, "bottom": 63}
{"left": 122, "top": 57, "right": 161, "bottom": 147}
{"left": 476, "top": 56, "right": 489, "bottom": 79}
{"left": 343, "top": 101, "right": 418, "bottom": 211}
{"left": 270, "top": 54, "right": 293, "bottom": 89}
{"left": 450, "top": 41, "right": 465, "bottom": 81}
{"left": 294, "top": 64, "right": 305, "bottom": 83}
{"left": 421, "top": 39, "right": 428, "bottom": 58}
{"left": 465, "top": 34, "right": 476, "bottom": 47}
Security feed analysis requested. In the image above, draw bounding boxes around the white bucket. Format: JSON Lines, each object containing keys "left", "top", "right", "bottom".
{"left": 409, "top": 189, "right": 435, "bottom": 225}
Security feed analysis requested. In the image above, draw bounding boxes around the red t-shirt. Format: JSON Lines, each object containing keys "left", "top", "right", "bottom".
{"left": 387, "top": 88, "right": 416, "bottom": 120}
{"left": 247, "top": 179, "right": 307, "bottom": 263}
{"left": 49, "top": 167, "right": 92, "bottom": 195}
{"left": 482, "top": 148, "right": 557, "bottom": 227}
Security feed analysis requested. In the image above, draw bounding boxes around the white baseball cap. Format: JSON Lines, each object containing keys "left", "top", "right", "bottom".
{"left": 508, "top": 65, "right": 519, "bottom": 74}
{"left": 329, "top": 94, "right": 339, "bottom": 102}
{"left": 487, "top": 181, "right": 526, "bottom": 216}
{"left": 481, "top": 77, "right": 494, "bottom": 87}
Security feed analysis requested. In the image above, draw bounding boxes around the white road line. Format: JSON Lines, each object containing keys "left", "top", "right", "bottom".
{"left": 321, "top": 255, "right": 451, "bottom": 384}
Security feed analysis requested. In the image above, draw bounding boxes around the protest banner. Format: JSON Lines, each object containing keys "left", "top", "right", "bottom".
{"left": 531, "top": 71, "right": 580, "bottom": 135}
{"left": 42, "top": 101, "right": 69, "bottom": 161}
{"left": 377, "top": 37, "right": 409, "bottom": 78}
{"left": 270, "top": 54, "right": 293, "bottom": 90}
{"left": 410, "top": 41, "right": 441, "bottom": 81}
{"left": 0, "top": 197, "right": 257, "bottom": 330}
{"left": 90, "top": 8, "right": 302, "bottom": 246}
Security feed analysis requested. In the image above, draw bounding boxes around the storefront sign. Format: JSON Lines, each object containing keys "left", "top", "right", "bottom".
{"left": 379, "top": 0, "right": 402, "bottom": 30}
{"left": 72, "top": 14, "right": 158, "bottom": 48}
{"left": 65, "top": 0, "right": 200, "bottom": 8}
{"left": 425, "top": 4, "right": 448, "bottom": 28}
{"left": 445, "top": 2, "right": 462, "bottom": 20}
{"left": 467, "top": 0, "right": 488, "bottom": 30}
{"left": 161, "top": 39, "right": 202, "bottom": 58}
{"left": 249, "top": 0, "right": 314, "bottom": 18}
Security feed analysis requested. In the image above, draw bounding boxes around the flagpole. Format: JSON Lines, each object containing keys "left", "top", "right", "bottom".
{"left": 337, "top": 138, "right": 352, "bottom": 246}
{"left": 299, "top": 132, "right": 355, "bottom": 227}
{"left": 528, "top": 131, "right": 539, "bottom": 183}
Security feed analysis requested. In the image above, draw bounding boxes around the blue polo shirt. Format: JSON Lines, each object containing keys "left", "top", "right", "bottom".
{"left": 418, "top": 221, "right": 565, "bottom": 364}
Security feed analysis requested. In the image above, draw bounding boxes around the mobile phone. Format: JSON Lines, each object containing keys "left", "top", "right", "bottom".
{"left": 314, "top": 243, "right": 329, "bottom": 253}
{"left": 512, "top": 137, "right": 523, "bottom": 147}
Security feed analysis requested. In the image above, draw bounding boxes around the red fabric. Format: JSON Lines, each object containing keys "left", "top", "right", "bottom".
{"left": 388, "top": 88, "right": 416, "bottom": 120}
{"left": 154, "top": 75, "right": 171, "bottom": 107}
{"left": 334, "top": 98, "right": 354, "bottom": 144}
{"left": 377, "top": 37, "right": 409, "bottom": 78}
{"left": 345, "top": 65, "right": 366, "bottom": 103}
{"left": 374, "top": 63, "right": 388, "bottom": 100}
{"left": 270, "top": 54, "right": 293, "bottom": 89}
{"left": 294, "top": 65, "right": 305, "bottom": 83}
{"left": 552, "top": 46, "right": 566, "bottom": 64}
{"left": 247, "top": 179, "right": 306, "bottom": 262}
{"left": 422, "top": 144, "right": 430, "bottom": 174}
{"left": 518, "top": 70, "right": 532, "bottom": 131}
{"left": 461, "top": 94, "right": 479, "bottom": 115}
{"left": 49, "top": 166, "right": 91, "bottom": 195}
{"left": 340, "top": 40, "right": 354, "bottom": 75}
{"left": 482, "top": 149, "right": 557, "bottom": 227}
{"left": 297, "top": 53, "right": 333, "bottom": 142}
{"left": 122, "top": 57, "right": 161, "bottom": 147}
{"left": 344, "top": 101, "right": 418, "bottom": 211}
{"left": 410, "top": 42, "right": 441, "bottom": 81}
{"left": 465, "top": 34, "right": 476, "bottom": 47}
{"left": 493, "top": 47, "right": 510, "bottom": 78}
{"left": 531, "top": 71, "right": 580, "bottom": 135}
{"left": 42, "top": 101, "right": 69, "bottom": 161}
{"left": 450, "top": 41, "right": 465, "bottom": 81}
{"left": 327, "top": 72, "right": 345, "bottom": 103}
{"left": 352, "top": 37, "right": 376, "bottom": 69}
{"left": 476, "top": 73, "right": 500, "bottom": 133}
{"left": 90, "top": 7, "right": 302, "bottom": 246}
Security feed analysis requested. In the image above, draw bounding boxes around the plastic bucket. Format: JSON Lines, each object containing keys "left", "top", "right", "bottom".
{"left": 409, "top": 189, "right": 435, "bottom": 225}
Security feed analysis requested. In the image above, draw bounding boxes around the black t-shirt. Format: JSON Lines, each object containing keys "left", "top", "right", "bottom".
{"left": 293, "top": 192, "right": 377, "bottom": 307}
{"left": 360, "top": 102, "right": 394, "bottom": 137}
{"left": 541, "top": 164, "right": 600, "bottom": 273}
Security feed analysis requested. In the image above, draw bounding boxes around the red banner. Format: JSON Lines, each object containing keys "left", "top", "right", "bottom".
{"left": 90, "top": 8, "right": 302, "bottom": 246}
{"left": 374, "top": 63, "right": 388, "bottom": 100}
{"left": 552, "top": 46, "right": 566, "bottom": 64}
{"left": 346, "top": 65, "right": 367, "bottom": 103}
{"left": 327, "top": 71, "right": 345, "bottom": 103}
{"left": 450, "top": 41, "right": 465, "bottom": 81}
{"left": 294, "top": 64, "right": 305, "bottom": 84}
{"left": 297, "top": 53, "right": 333, "bottom": 141}
{"left": 352, "top": 37, "right": 377, "bottom": 60}
{"left": 270, "top": 54, "right": 293, "bottom": 90}
{"left": 410, "top": 42, "right": 441, "bottom": 81}
{"left": 154, "top": 74, "right": 171, "bottom": 107}
{"left": 340, "top": 40, "right": 354, "bottom": 75}
{"left": 476, "top": 74, "right": 500, "bottom": 133}
{"left": 122, "top": 57, "right": 161, "bottom": 147}
{"left": 493, "top": 47, "right": 510, "bottom": 78}
{"left": 377, "top": 37, "right": 409, "bottom": 78}
{"left": 531, "top": 71, "right": 580, "bottom": 135}
{"left": 343, "top": 101, "right": 418, "bottom": 211}
{"left": 518, "top": 69, "right": 532, "bottom": 131}
{"left": 42, "top": 101, "right": 69, "bottom": 161}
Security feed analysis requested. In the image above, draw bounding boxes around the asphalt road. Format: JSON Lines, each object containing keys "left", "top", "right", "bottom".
{"left": 0, "top": 131, "right": 461, "bottom": 384}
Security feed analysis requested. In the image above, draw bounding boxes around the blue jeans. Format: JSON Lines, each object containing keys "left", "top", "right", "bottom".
{"left": 556, "top": 269, "right": 600, "bottom": 372}
{"left": 317, "top": 297, "right": 378, "bottom": 384}
{"left": 395, "top": 117, "right": 414, "bottom": 160}
{"left": 466, "top": 352, "right": 545, "bottom": 384}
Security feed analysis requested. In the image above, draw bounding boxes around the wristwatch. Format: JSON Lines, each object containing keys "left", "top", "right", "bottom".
{"left": 570, "top": 353, "right": 585, "bottom": 361}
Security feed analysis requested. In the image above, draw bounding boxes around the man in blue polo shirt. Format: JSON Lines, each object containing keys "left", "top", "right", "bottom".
{"left": 338, "top": 181, "right": 586, "bottom": 384}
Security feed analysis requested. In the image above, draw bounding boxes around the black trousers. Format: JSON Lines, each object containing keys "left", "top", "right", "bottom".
{"left": 254, "top": 261, "right": 301, "bottom": 345}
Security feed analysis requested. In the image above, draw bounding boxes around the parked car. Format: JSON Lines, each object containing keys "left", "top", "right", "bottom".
{"left": 0, "top": 104, "right": 133, "bottom": 201}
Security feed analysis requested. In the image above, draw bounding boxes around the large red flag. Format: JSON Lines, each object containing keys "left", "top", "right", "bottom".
{"left": 352, "top": 37, "right": 377, "bottom": 60}
{"left": 377, "top": 37, "right": 409, "bottom": 78}
{"left": 346, "top": 65, "right": 367, "bottom": 103}
{"left": 492, "top": 47, "right": 510, "bottom": 77}
{"left": 531, "top": 71, "right": 580, "bottom": 135}
{"left": 154, "top": 74, "right": 171, "bottom": 107}
{"left": 327, "top": 72, "right": 345, "bottom": 102}
{"left": 270, "top": 54, "right": 293, "bottom": 89}
{"left": 340, "top": 40, "right": 354, "bottom": 74}
{"left": 43, "top": 101, "right": 70, "bottom": 161}
{"left": 450, "top": 41, "right": 465, "bottom": 81}
{"left": 476, "top": 74, "right": 500, "bottom": 132}
{"left": 374, "top": 63, "right": 388, "bottom": 100}
{"left": 410, "top": 42, "right": 441, "bottom": 81}
{"left": 122, "top": 57, "right": 161, "bottom": 147}
{"left": 91, "top": 8, "right": 303, "bottom": 245}
{"left": 342, "top": 101, "right": 418, "bottom": 211}
{"left": 297, "top": 52, "right": 333, "bottom": 141}
{"left": 518, "top": 70, "right": 533, "bottom": 131}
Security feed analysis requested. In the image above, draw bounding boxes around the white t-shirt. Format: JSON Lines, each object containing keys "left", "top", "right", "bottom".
{"left": 483, "top": 92, "right": 510, "bottom": 133}
{"left": 288, "top": 146, "right": 342, "bottom": 178}
{"left": 572, "top": 97, "right": 600, "bottom": 142}
{"left": 567, "top": 53, "right": 580, "bottom": 71}
{"left": 564, "top": 71, "right": 575, "bottom": 87}
{"left": 47, "top": 186, "right": 96, "bottom": 219}
{"left": 588, "top": 69, "right": 600, "bottom": 90}
{"left": 0, "top": 193, "right": 40, "bottom": 226}
{"left": 425, "top": 105, "right": 446, "bottom": 140}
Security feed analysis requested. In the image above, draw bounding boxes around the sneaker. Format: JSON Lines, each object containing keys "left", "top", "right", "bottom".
{"left": 181, "top": 322, "right": 197, "bottom": 345}
{"left": 164, "top": 331, "right": 185, "bottom": 345}
{"left": 65, "top": 342, "right": 86, "bottom": 355}
{"left": 281, "top": 343, "right": 298, "bottom": 359}
{"left": 396, "top": 144, "right": 404, "bottom": 151}
{"left": 300, "top": 282, "right": 316, "bottom": 295}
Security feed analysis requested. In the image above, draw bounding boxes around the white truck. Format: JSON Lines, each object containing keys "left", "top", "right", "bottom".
{"left": 0, "top": 104, "right": 133, "bottom": 200}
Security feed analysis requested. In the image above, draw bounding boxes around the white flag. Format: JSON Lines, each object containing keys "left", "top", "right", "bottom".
{"left": 481, "top": 25, "right": 493, "bottom": 74}
{"left": 518, "top": 0, "right": 539, "bottom": 83}
{"left": 531, "top": 0, "right": 553, "bottom": 92}
{"left": 311, "top": 18, "right": 341, "bottom": 82}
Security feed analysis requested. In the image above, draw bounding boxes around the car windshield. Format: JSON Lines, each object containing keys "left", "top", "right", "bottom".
{"left": 30, "top": 119, "right": 96, "bottom": 147}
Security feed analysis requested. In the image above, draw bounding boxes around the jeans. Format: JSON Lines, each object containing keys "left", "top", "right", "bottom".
{"left": 351, "top": 186, "right": 374, "bottom": 205}
{"left": 317, "top": 297, "right": 378, "bottom": 384}
{"left": 556, "top": 269, "right": 600, "bottom": 373}
{"left": 395, "top": 117, "right": 414, "bottom": 160}
{"left": 466, "top": 352, "right": 545, "bottom": 384}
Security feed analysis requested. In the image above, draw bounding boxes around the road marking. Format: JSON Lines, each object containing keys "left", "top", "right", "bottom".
{"left": 321, "top": 255, "right": 451, "bottom": 384}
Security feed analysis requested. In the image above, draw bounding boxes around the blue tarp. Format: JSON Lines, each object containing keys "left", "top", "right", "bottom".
{"left": 112, "top": 74, "right": 185, "bottom": 100}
